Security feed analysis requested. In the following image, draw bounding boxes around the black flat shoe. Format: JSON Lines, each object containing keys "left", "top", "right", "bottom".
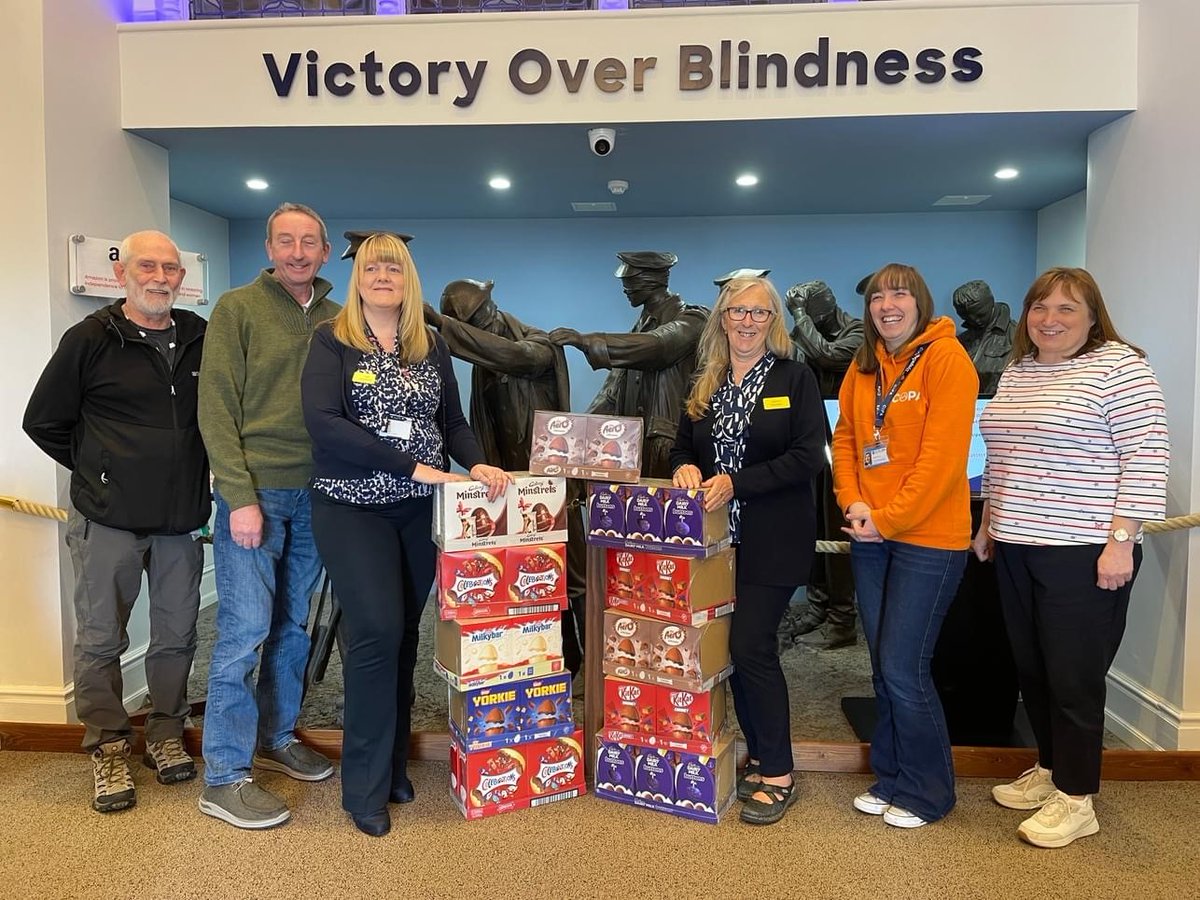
{"left": 740, "top": 780, "right": 798, "bottom": 826}
{"left": 736, "top": 762, "right": 762, "bottom": 802}
{"left": 389, "top": 776, "right": 415, "bottom": 804}
{"left": 351, "top": 809, "right": 391, "bottom": 837}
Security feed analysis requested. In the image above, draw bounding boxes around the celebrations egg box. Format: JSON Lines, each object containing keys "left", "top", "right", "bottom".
{"left": 434, "top": 474, "right": 567, "bottom": 552}
{"left": 450, "top": 730, "right": 586, "bottom": 820}
{"left": 449, "top": 672, "right": 574, "bottom": 752}
{"left": 435, "top": 612, "right": 564, "bottom": 690}
{"left": 602, "top": 610, "right": 732, "bottom": 692}
{"left": 529, "top": 411, "right": 643, "bottom": 483}
{"left": 593, "top": 732, "right": 735, "bottom": 825}
{"left": 605, "top": 548, "right": 735, "bottom": 626}
{"left": 437, "top": 544, "right": 568, "bottom": 620}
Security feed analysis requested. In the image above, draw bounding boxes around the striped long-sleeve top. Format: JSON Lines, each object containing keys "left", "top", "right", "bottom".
{"left": 979, "top": 341, "right": 1169, "bottom": 546}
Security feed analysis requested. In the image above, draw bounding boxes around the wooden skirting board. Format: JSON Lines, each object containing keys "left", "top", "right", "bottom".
{"left": 3, "top": 722, "right": 1199, "bottom": 781}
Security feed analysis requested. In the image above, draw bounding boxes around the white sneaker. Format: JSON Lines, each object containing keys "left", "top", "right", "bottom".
{"left": 1017, "top": 791, "right": 1099, "bottom": 848}
{"left": 853, "top": 791, "right": 889, "bottom": 815}
{"left": 883, "top": 805, "right": 928, "bottom": 829}
{"left": 992, "top": 764, "right": 1056, "bottom": 810}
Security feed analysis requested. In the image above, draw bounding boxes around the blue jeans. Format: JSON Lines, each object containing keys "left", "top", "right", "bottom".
{"left": 202, "top": 489, "right": 324, "bottom": 786}
{"left": 851, "top": 539, "right": 966, "bottom": 822}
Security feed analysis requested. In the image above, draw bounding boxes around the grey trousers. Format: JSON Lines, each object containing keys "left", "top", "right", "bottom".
{"left": 66, "top": 508, "right": 203, "bottom": 750}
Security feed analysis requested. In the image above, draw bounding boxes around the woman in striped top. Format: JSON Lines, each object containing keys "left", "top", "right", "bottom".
{"left": 974, "top": 267, "right": 1169, "bottom": 849}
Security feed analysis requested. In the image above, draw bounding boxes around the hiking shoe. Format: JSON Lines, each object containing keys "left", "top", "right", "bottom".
{"left": 91, "top": 739, "right": 136, "bottom": 813}
{"left": 993, "top": 764, "right": 1056, "bottom": 810}
{"left": 198, "top": 778, "right": 290, "bottom": 830}
{"left": 1018, "top": 791, "right": 1099, "bottom": 848}
{"left": 853, "top": 791, "right": 889, "bottom": 815}
{"left": 143, "top": 737, "right": 196, "bottom": 785}
{"left": 798, "top": 621, "right": 857, "bottom": 650}
{"left": 253, "top": 738, "right": 334, "bottom": 782}
{"left": 883, "top": 805, "right": 929, "bottom": 828}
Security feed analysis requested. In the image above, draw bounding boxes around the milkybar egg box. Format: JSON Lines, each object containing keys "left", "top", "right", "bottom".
{"left": 638, "top": 549, "right": 735, "bottom": 626}
{"left": 650, "top": 617, "right": 733, "bottom": 692}
{"left": 602, "top": 611, "right": 655, "bottom": 682}
{"left": 655, "top": 683, "right": 728, "bottom": 755}
{"left": 625, "top": 485, "right": 666, "bottom": 542}
{"left": 433, "top": 481, "right": 509, "bottom": 552}
{"left": 435, "top": 612, "right": 564, "bottom": 691}
{"left": 588, "top": 483, "right": 629, "bottom": 540}
{"left": 529, "top": 411, "right": 586, "bottom": 477}
{"left": 603, "top": 677, "right": 656, "bottom": 736}
{"left": 582, "top": 416, "right": 643, "bottom": 483}
{"left": 436, "top": 549, "right": 506, "bottom": 620}
{"left": 508, "top": 474, "right": 568, "bottom": 546}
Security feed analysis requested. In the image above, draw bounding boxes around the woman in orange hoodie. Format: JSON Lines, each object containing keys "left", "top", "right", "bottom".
{"left": 831, "top": 263, "right": 978, "bottom": 828}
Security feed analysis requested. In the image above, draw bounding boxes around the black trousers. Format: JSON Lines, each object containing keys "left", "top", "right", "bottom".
{"left": 993, "top": 541, "right": 1139, "bottom": 795}
{"left": 310, "top": 491, "right": 437, "bottom": 815}
{"left": 729, "top": 568, "right": 797, "bottom": 778}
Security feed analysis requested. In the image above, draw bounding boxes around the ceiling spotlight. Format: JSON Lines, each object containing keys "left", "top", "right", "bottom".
{"left": 489, "top": 176, "right": 511, "bottom": 190}
{"left": 736, "top": 173, "right": 759, "bottom": 187}
{"left": 245, "top": 178, "right": 269, "bottom": 191}
{"left": 994, "top": 167, "right": 1019, "bottom": 180}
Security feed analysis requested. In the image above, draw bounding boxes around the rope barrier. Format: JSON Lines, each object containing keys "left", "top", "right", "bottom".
{"left": 4, "top": 494, "right": 1200, "bottom": 553}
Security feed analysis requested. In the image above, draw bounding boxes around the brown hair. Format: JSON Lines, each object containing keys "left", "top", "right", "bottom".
{"left": 1009, "top": 267, "right": 1144, "bottom": 365}
{"left": 853, "top": 263, "right": 936, "bottom": 374}
{"left": 331, "top": 233, "right": 431, "bottom": 364}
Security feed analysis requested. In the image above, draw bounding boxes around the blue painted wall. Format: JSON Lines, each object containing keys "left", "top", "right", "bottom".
{"left": 228, "top": 210, "right": 1035, "bottom": 411}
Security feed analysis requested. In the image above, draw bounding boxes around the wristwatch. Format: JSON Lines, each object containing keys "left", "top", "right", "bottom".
{"left": 1110, "top": 527, "right": 1133, "bottom": 543}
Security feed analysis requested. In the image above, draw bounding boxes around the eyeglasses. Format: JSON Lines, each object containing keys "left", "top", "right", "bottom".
{"left": 724, "top": 306, "right": 774, "bottom": 324}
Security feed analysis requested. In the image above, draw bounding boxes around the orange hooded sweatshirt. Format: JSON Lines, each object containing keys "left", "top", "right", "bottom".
{"left": 832, "top": 316, "right": 978, "bottom": 550}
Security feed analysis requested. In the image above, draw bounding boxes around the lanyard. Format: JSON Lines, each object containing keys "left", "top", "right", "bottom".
{"left": 873, "top": 343, "right": 929, "bottom": 440}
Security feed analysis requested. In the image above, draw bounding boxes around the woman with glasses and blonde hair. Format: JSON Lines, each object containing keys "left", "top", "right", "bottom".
{"left": 974, "top": 268, "right": 1168, "bottom": 848}
{"left": 670, "top": 275, "right": 825, "bottom": 825}
{"left": 831, "top": 263, "right": 977, "bottom": 830}
{"left": 301, "top": 233, "right": 509, "bottom": 836}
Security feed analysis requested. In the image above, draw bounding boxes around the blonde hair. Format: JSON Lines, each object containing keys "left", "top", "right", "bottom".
{"left": 685, "top": 277, "right": 792, "bottom": 420}
{"left": 331, "top": 233, "right": 431, "bottom": 364}
{"left": 853, "top": 263, "right": 936, "bottom": 374}
{"left": 1009, "top": 267, "right": 1144, "bottom": 364}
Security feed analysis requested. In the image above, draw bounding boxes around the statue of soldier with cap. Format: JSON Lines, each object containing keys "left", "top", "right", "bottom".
{"left": 425, "top": 279, "right": 588, "bottom": 678}
{"left": 952, "top": 279, "right": 1015, "bottom": 396}
{"left": 785, "top": 280, "right": 865, "bottom": 398}
{"left": 550, "top": 251, "right": 709, "bottom": 479}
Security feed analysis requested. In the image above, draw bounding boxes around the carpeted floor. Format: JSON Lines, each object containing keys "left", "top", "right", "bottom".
{"left": 2, "top": 749, "right": 1196, "bottom": 900}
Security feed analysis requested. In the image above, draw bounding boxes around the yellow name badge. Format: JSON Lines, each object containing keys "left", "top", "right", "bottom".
{"left": 763, "top": 396, "right": 790, "bottom": 410}
{"left": 351, "top": 371, "right": 377, "bottom": 385}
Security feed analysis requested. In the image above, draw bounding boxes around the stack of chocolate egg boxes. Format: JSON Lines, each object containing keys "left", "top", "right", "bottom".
{"left": 432, "top": 473, "right": 586, "bottom": 820}
{"left": 588, "top": 479, "right": 737, "bottom": 824}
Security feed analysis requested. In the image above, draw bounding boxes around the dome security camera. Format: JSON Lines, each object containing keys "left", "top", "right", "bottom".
{"left": 588, "top": 128, "right": 616, "bottom": 157}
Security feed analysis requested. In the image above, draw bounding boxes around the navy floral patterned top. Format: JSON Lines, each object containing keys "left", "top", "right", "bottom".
{"left": 312, "top": 327, "right": 444, "bottom": 504}
{"left": 711, "top": 352, "right": 776, "bottom": 542}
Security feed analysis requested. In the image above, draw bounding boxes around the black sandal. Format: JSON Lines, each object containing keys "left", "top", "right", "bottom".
{"left": 739, "top": 779, "right": 798, "bottom": 825}
{"left": 736, "top": 762, "right": 762, "bottom": 802}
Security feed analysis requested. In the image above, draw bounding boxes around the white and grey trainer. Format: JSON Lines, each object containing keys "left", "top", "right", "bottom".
{"left": 198, "top": 777, "right": 290, "bottom": 830}
{"left": 992, "top": 764, "right": 1057, "bottom": 810}
{"left": 253, "top": 738, "right": 334, "bottom": 782}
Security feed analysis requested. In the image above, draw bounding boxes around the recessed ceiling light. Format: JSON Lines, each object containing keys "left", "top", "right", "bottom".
{"left": 489, "top": 176, "right": 511, "bottom": 190}
{"left": 245, "top": 178, "right": 269, "bottom": 191}
{"left": 736, "top": 173, "right": 759, "bottom": 187}
{"left": 994, "top": 167, "right": 1019, "bottom": 180}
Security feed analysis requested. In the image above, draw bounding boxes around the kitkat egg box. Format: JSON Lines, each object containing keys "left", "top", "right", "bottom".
{"left": 634, "top": 549, "right": 736, "bottom": 626}
{"left": 433, "top": 481, "right": 509, "bottom": 552}
{"left": 654, "top": 683, "right": 728, "bottom": 755}
{"left": 529, "top": 411, "right": 586, "bottom": 477}
{"left": 602, "top": 676, "right": 656, "bottom": 737}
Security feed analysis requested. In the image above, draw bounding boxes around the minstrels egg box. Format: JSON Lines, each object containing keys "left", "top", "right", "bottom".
{"left": 433, "top": 480, "right": 509, "bottom": 551}
{"left": 507, "top": 474, "right": 568, "bottom": 546}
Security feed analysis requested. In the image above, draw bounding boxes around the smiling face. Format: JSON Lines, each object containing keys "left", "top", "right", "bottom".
{"left": 265, "top": 210, "right": 330, "bottom": 301}
{"left": 359, "top": 257, "right": 405, "bottom": 317}
{"left": 721, "top": 283, "right": 774, "bottom": 363}
{"left": 869, "top": 286, "right": 920, "bottom": 352}
{"left": 1026, "top": 284, "right": 1094, "bottom": 363}
{"left": 114, "top": 231, "right": 184, "bottom": 326}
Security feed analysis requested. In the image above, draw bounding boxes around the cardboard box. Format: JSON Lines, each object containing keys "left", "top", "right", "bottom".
{"left": 435, "top": 612, "right": 565, "bottom": 690}
{"left": 508, "top": 475, "right": 569, "bottom": 546}
{"left": 448, "top": 672, "right": 574, "bottom": 752}
{"left": 529, "top": 411, "right": 643, "bottom": 483}
{"left": 602, "top": 610, "right": 732, "bottom": 692}
{"left": 433, "top": 481, "right": 510, "bottom": 551}
{"left": 450, "top": 730, "right": 586, "bottom": 820}
{"left": 437, "top": 545, "right": 568, "bottom": 620}
{"left": 586, "top": 481, "right": 731, "bottom": 558}
{"left": 588, "top": 485, "right": 629, "bottom": 540}
{"left": 594, "top": 732, "right": 736, "bottom": 824}
{"left": 602, "top": 677, "right": 656, "bottom": 736}
{"left": 606, "top": 548, "right": 735, "bottom": 626}
{"left": 654, "top": 683, "right": 727, "bottom": 755}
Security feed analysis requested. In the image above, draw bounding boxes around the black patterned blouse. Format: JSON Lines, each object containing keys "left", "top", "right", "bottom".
{"left": 711, "top": 352, "right": 776, "bottom": 542}
{"left": 312, "top": 329, "right": 444, "bottom": 505}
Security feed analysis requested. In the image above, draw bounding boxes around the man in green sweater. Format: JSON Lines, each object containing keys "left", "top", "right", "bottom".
{"left": 197, "top": 202, "right": 341, "bottom": 830}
